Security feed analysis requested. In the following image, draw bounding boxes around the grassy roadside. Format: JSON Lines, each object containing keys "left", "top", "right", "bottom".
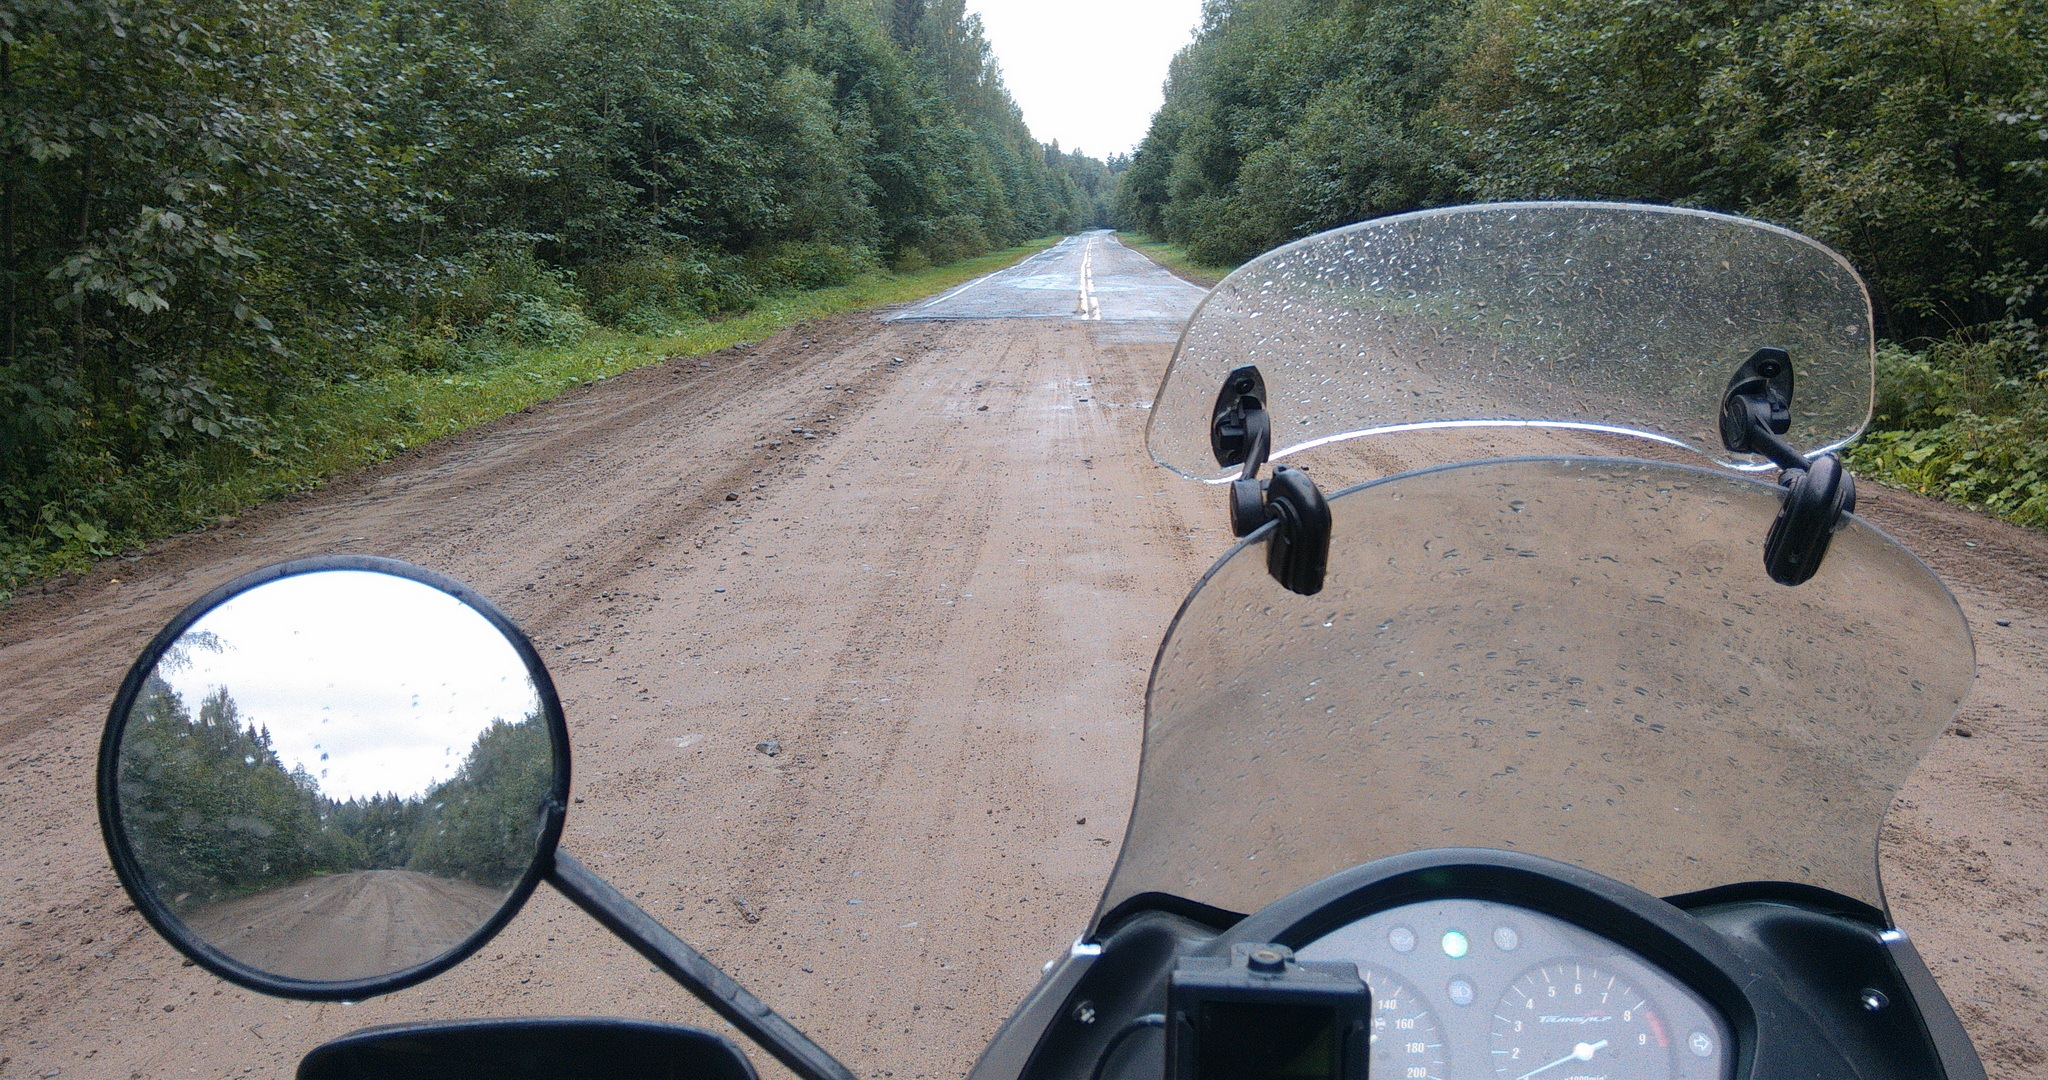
{"left": 1116, "top": 232, "right": 1241, "bottom": 286}
{"left": 0, "top": 239, "right": 1057, "bottom": 604}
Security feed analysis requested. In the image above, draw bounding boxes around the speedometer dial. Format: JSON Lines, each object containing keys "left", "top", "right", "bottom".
{"left": 1364, "top": 965, "right": 1447, "bottom": 1080}
{"left": 1489, "top": 962, "right": 1673, "bottom": 1080}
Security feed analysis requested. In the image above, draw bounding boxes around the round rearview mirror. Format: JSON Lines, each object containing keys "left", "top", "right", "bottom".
{"left": 98, "top": 557, "right": 569, "bottom": 999}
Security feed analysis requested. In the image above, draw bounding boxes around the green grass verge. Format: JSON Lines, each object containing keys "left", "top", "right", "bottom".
{"left": 1, "top": 239, "right": 1057, "bottom": 603}
{"left": 1116, "top": 232, "right": 1241, "bottom": 286}
{"left": 1846, "top": 418, "right": 2048, "bottom": 528}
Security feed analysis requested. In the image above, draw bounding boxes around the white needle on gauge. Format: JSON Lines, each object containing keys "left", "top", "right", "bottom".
{"left": 1514, "top": 1039, "right": 1608, "bottom": 1080}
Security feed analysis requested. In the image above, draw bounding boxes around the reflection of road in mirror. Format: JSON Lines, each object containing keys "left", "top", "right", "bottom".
{"left": 119, "top": 678, "right": 550, "bottom": 978}
{"left": 179, "top": 869, "right": 507, "bottom": 982}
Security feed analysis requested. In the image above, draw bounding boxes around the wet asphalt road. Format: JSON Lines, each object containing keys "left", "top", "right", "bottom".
{"left": 886, "top": 230, "right": 1208, "bottom": 325}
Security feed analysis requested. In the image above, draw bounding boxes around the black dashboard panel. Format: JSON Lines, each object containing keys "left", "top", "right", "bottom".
{"left": 983, "top": 850, "right": 1978, "bottom": 1080}
{"left": 1687, "top": 900, "right": 1958, "bottom": 1080}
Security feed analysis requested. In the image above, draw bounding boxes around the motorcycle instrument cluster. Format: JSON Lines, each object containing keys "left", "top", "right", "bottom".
{"left": 1356, "top": 966, "right": 1447, "bottom": 1080}
{"left": 1299, "top": 899, "right": 1727, "bottom": 1080}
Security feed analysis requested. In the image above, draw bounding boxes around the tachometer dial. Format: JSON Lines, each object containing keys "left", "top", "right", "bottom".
{"left": 1489, "top": 961, "right": 1673, "bottom": 1080}
{"left": 1364, "top": 965, "right": 1447, "bottom": 1080}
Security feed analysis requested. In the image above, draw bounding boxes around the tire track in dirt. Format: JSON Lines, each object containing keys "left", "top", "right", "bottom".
{"left": 0, "top": 307, "right": 1227, "bottom": 1080}
{"left": 0, "top": 321, "right": 879, "bottom": 750}
{"left": 551, "top": 321, "right": 1215, "bottom": 1074}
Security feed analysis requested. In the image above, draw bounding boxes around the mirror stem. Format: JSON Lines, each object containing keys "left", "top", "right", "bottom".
{"left": 547, "top": 849, "right": 859, "bottom": 1080}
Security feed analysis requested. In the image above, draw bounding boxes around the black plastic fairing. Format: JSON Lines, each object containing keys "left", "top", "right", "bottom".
{"left": 1881, "top": 929, "right": 1987, "bottom": 1080}
{"left": 1010, "top": 912, "right": 1221, "bottom": 1080}
{"left": 1096, "top": 892, "right": 1244, "bottom": 940}
{"left": 985, "top": 850, "right": 1978, "bottom": 1080}
{"left": 1686, "top": 900, "right": 1981, "bottom": 1080}
{"left": 1665, "top": 880, "right": 1887, "bottom": 928}
{"left": 297, "top": 1017, "right": 756, "bottom": 1080}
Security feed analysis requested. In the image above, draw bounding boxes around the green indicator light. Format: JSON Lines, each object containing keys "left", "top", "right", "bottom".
{"left": 1442, "top": 930, "right": 1470, "bottom": 959}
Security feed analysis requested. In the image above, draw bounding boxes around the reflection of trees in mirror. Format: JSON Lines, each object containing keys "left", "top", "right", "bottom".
{"left": 120, "top": 675, "right": 346, "bottom": 910}
{"left": 409, "top": 717, "right": 554, "bottom": 888}
{"left": 120, "top": 678, "right": 550, "bottom": 917}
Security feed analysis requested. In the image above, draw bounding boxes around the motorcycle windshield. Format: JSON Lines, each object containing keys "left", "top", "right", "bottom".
{"left": 1095, "top": 457, "right": 1972, "bottom": 928}
{"left": 1145, "top": 203, "right": 1875, "bottom": 480}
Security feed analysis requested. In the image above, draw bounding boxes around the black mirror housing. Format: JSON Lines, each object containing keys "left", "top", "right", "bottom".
{"left": 98, "top": 555, "right": 571, "bottom": 1001}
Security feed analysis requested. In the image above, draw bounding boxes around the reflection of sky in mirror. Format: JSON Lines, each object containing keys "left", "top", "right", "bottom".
{"left": 157, "top": 571, "right": 540, "bottom": 801}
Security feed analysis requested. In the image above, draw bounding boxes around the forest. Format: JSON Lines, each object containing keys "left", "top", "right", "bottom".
{"left": 1115, "top": 0, "right": 2048, "bottom": 523}
{"left": 117, "top": 672, "right": 554, "bottom": 906}
{"left": 8, "top": 0, "right": 2044, "bottom": 590}
{"left": 0, "top": 0, "right": 1112, "bottom": 594}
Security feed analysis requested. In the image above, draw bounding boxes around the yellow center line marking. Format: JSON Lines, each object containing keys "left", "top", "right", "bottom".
{"left": 1076, "top": 236, "right": 1101, "bottom": 321}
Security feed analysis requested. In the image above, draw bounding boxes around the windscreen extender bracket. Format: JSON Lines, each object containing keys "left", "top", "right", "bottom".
{"left": 1211, "top": 365, "right": 1331, "bottom": 595}
{"left": 1719, "top": 348, "right": 1857, "bottom": 586}
{"left": 1213, "top": 365, "right": 1274, "bottom": 538}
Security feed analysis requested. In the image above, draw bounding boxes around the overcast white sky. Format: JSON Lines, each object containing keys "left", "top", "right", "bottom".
{"left": 160, "top": 571, "right": 540, "bottom": 802}
{"left": 969, "top": 0, "right": 1205, "bottom": 158}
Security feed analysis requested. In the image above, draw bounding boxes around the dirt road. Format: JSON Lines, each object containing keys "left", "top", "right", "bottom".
{"left": 1, "top": 233, "right": 2043, "bottom": 1079}
{"left": 181, "top": 871, "right": 507, "bottom": 983}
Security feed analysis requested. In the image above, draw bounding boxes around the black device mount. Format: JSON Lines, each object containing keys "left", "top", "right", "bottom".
{"left": 1165, "top": 943, "right": 1370, "bottom": 1080}
{"left": 1211, "top": 365, "right": 1331, "bottom": 596}
{"left": 1718, "top": 347, "right": 1856, "bottom": 586}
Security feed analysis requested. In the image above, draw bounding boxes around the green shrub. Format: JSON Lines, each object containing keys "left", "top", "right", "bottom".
{"left": 1867, "top": 326, "right": 2041, "bottom": 430}
{"left": 1849, "top": 415, "right": 2048, "bottom": 526}
{"left": 349, "top": 321, "right": 468, "bottom": 376}
{"left": 581, "top": 245, "right": 758, "bottom": 330}
{"left": 492, "top": 298, "right": 594, "bottom": 347}
{"left": 428, "top": 251, "right": 590, "bottom": 333}
{"left": 1871, "top": 341, "right": 1955, "bottom": 430}
{"left": 1923, "top": 333, "right": 2034, "bottom": 418}
{"left": 891, "top": 246, "right": 933, "bottom": 273}
{"left": 744, "top": 241, "right": 877, "bottom": 292}
{"left": 1851, "top": 323, "right": 2048, "bottom": 525}
{"left": 1171, "top": 194, "right": 1270, "bottom": 269}
{"left": 925, "top": 214, "right": 993, "bottom": 266}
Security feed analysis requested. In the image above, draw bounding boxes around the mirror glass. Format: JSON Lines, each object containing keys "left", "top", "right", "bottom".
{"left": 112, "top": 569, "right": 557, "bottom": 984}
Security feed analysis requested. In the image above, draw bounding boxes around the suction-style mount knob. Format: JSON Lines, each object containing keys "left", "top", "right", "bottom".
{"left": 1208, "top": 366, "right": 1330, "bottom": 595}
{"left": 1720, "top": 348, "right": 1856, "bottom": 586}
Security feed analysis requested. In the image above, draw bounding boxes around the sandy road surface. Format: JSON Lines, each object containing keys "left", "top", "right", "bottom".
{"left": 0, "top": 235, "right": 1220, "bottom": 1079}
{"left": 181, "top": 871, "right": 507, "bottom": 983}
{"left": 1, "top": 233, "right": 2044, "bottom": 1079}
